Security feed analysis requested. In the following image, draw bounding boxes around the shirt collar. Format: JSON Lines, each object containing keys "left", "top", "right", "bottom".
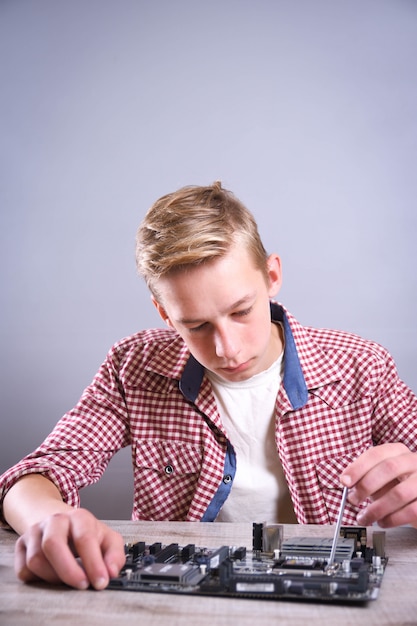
{"left": 270, "top": 303, "right": 309, "bottom": 409}
{"left": 179, "top": 302, "right": 315, "bottom": 410}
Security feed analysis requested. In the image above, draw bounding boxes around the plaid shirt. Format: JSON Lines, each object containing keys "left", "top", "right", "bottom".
{"left": 1, "top": 302, "right": 416, "bottom": 525}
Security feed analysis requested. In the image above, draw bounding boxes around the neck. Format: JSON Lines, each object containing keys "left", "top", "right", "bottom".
{"left": 270, "top": 321, "right": 284, "bottom": 361}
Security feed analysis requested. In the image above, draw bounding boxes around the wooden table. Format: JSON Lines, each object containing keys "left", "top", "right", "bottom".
{"left": 1, "top": 521, "right": 416, "bottom": 626}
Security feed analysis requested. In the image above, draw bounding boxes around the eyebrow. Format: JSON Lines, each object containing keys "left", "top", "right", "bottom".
{"left": 177, "top": 294, "right": 256, "bottom": 325}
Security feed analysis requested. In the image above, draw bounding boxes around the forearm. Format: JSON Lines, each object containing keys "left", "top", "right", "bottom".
{"left": 3, "top": 474, "right": 74, "bottom": 535}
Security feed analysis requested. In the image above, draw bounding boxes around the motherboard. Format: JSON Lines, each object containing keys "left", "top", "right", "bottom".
{"left": 107, "top": 523, "right": 387, "bottom": 604}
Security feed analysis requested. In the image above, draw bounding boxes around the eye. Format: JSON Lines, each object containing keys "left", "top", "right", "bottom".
{"left": 233, "top": 307, "right": 252, "bottom": 318}
{"left": 188, "top": 322, "right": 208, "bottom": 333}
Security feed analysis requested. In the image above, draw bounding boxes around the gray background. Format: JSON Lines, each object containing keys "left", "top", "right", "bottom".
{"left": 1, "top": 0, "right": 416, "bottom": 519}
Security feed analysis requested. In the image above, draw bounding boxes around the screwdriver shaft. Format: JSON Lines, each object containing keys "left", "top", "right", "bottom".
{"left": 328, "top": 486, "right": 349, "bottom": 566}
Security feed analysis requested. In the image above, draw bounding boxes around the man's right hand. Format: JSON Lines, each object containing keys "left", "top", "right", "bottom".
{"left": 14, "top": 508, "right": 126, "bottom": 590}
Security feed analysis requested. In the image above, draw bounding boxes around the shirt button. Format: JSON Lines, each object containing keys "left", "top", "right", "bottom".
{"left": 164, "top": 465, "right": 174, "bottom": 475}
{"left": 223, "top": 474, "right": 232, "bottom": 484}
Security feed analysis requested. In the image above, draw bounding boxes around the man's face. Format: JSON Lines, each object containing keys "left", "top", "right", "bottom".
{"left": 153, "top": 245, "right": 283, "bottom": 382}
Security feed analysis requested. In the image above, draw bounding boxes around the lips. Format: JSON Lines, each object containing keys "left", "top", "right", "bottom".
{"left": 219, "top": 359, "right": 252, "bottom": 375}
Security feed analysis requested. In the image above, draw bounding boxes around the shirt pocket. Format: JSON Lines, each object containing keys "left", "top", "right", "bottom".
{"left": 315, "top": 454, "right": 368, "bottom": 524}
{"left": 132, "top": 440, "right": 203, "bottom": 520}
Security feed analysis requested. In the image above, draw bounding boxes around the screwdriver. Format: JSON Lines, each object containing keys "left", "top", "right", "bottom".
{"left": 327, "top": 486, "right": 349, "bottom": 567}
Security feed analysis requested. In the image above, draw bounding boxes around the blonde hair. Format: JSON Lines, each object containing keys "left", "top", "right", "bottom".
{"left": 136, "top": 181, "right": 268, "bottom": 297}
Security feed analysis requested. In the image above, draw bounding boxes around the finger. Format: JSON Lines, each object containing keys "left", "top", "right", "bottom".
{"left": 71, "top": 534, "right": 113, "bottom": 589}
{"left": 15, "top": 530, "right": 62, "bottom": 585}
{"left": 39, "top": 513, "right": 91, "bottom": 589}
{"left": 356, "top": 473, "right": 417, "bottom": 526}
{"left": 341, "top": 442, "right": 409, "bottom": 490}
{"left": 347, "top": 450, "right": 417, "bottom": 505}
{"left": 372, "top": 498, "right": 417, "bottom": 528}
{"left": 69, "top": 511, "right": 125, "bottom": 589}
{"left": 101, "top": 529, "right": 126, "bottom": 578}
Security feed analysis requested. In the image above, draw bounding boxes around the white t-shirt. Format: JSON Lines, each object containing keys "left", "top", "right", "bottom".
{"left": 206, "top": 350, "right": 297, "bottom": 524}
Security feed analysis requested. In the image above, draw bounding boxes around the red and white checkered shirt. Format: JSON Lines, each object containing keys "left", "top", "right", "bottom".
{"left": 1, "top": 303, "right": 416, "bottom": 525}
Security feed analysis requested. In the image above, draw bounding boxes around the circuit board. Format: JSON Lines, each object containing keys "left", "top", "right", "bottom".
{"left": 107, "top": 523, "right": 387, "bottom": 604}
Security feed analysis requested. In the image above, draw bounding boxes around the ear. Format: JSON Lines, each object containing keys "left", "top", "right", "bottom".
{"left": 266, "top": 253, "right": 282, "bottom": 298}
{"left": 151, "top": 296, "right": 175, "bottom": 328}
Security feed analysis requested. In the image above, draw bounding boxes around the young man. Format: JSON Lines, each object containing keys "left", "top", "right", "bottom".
{"left": 1, "top": 182, "right": 417, "bottom": 591}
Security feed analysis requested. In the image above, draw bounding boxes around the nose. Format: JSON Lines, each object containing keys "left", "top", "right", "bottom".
{"left": 213, "top": 324, "right": 239, "bottom": 360}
